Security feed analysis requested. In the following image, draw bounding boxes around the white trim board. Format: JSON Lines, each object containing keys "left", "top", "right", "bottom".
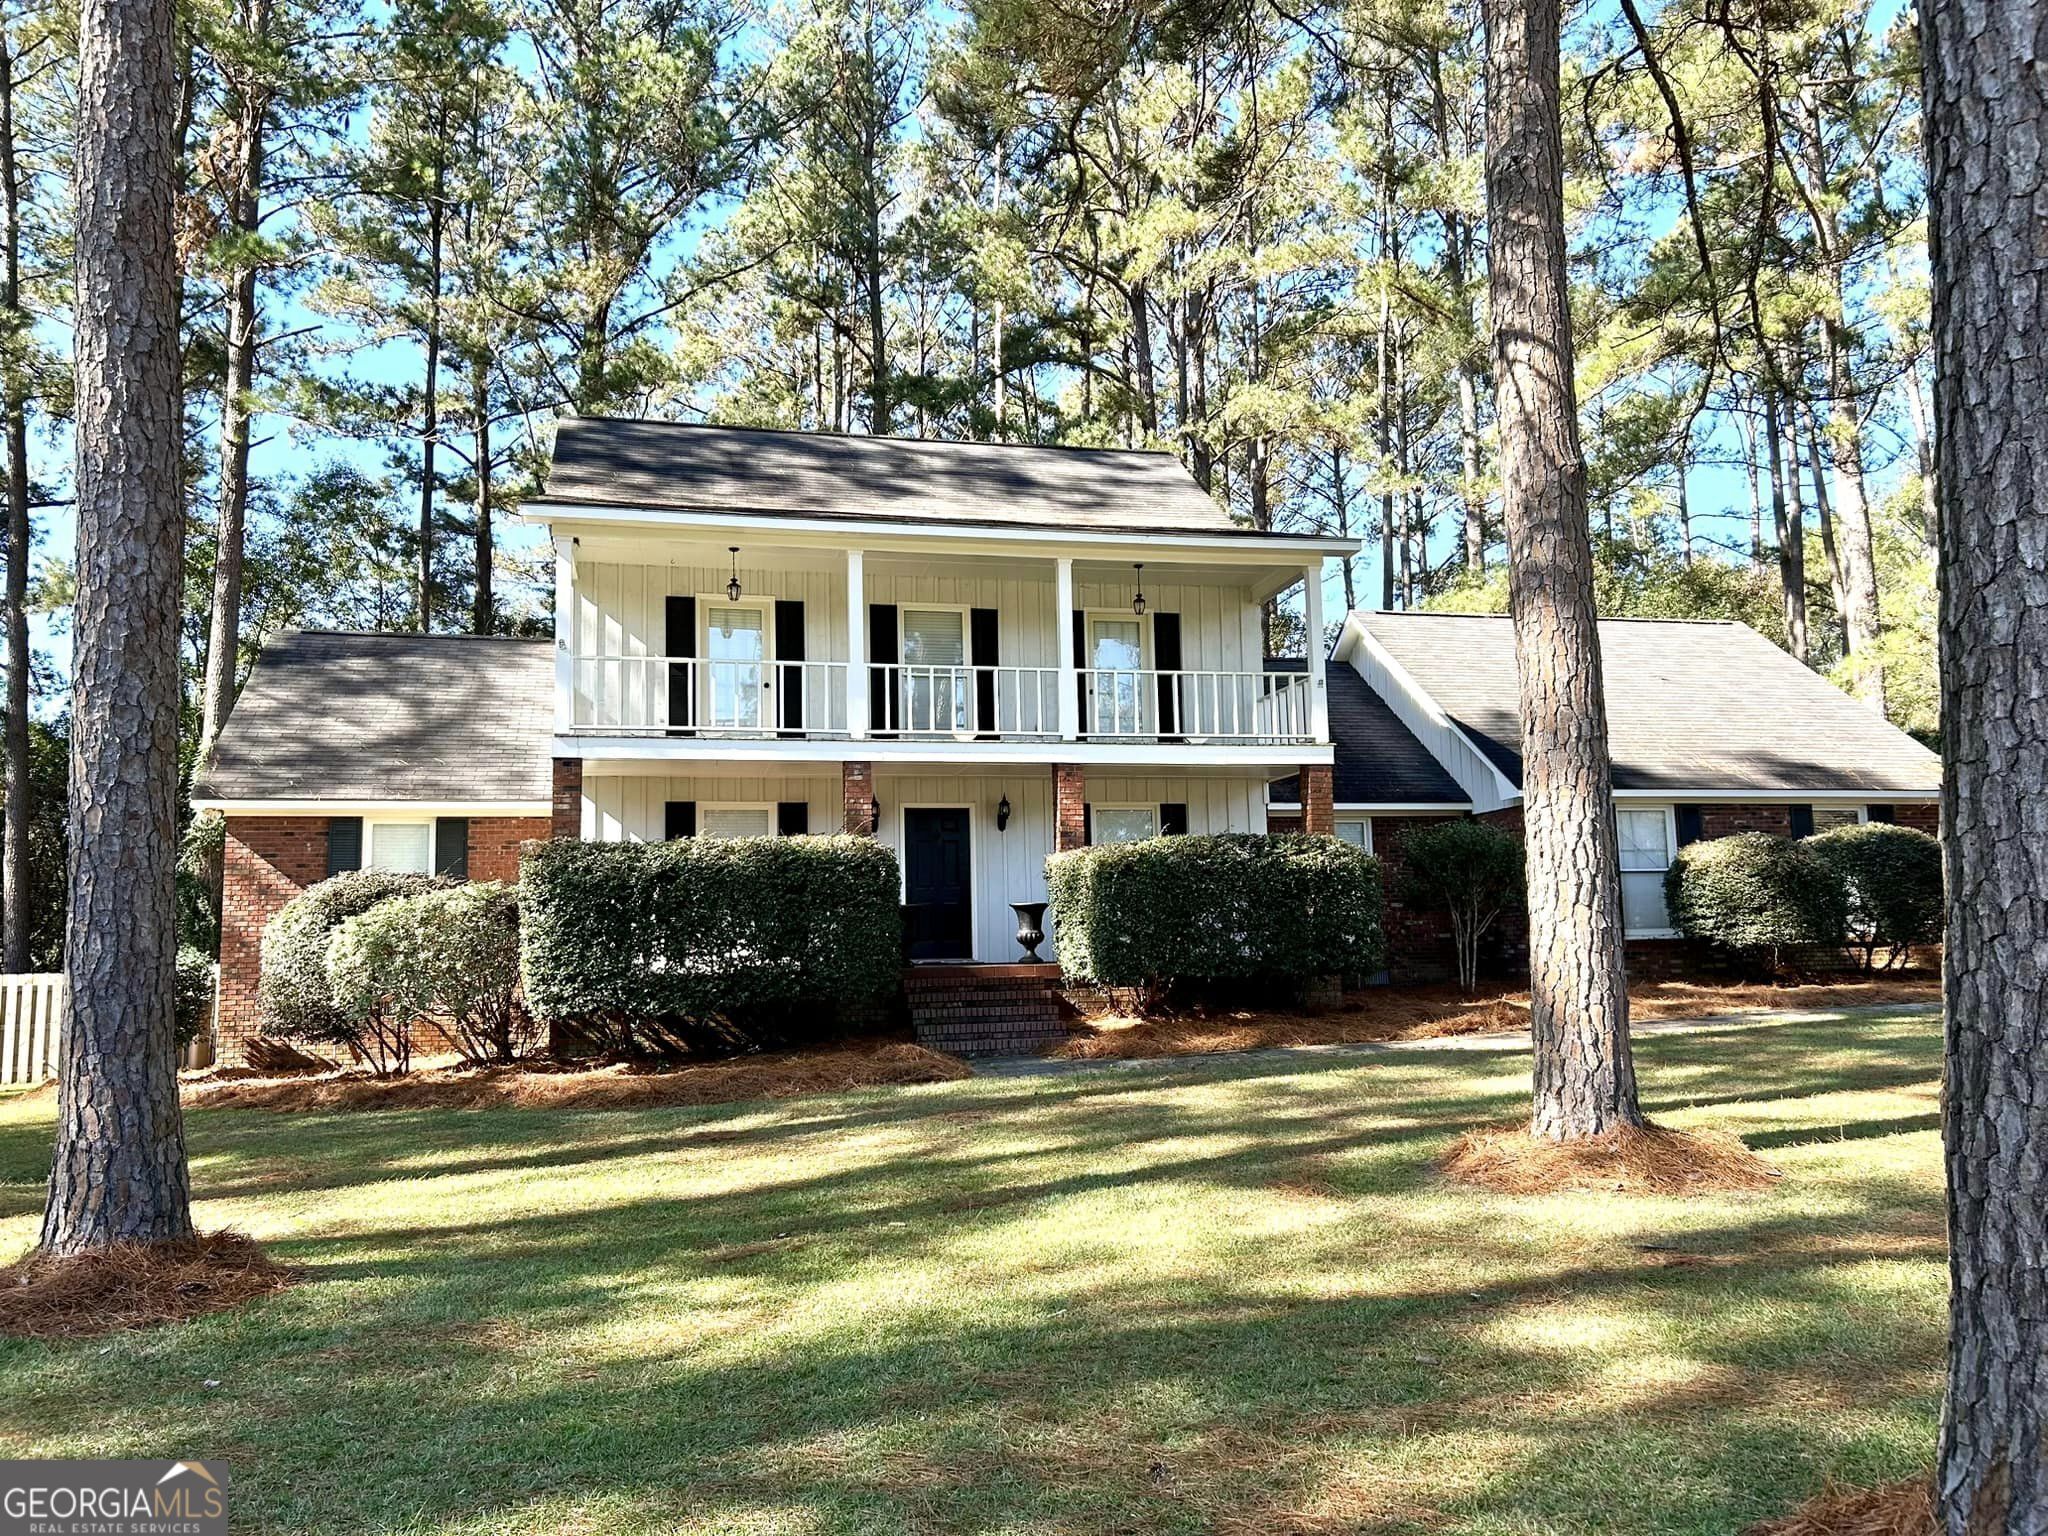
{"left": 564, "top": 736, "right": 1332, "bottom": 769}
{"left": 196, "top": 799, "right": 552, "bottom": 817}
{"left": 526, "top": 501, "right": 1362, "bottom": 563}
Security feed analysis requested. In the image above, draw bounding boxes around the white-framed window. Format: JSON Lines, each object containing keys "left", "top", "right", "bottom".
{"left": 900, "top": 606, "right": 970, "bottom": 732}
{"left": 1091, "top": 805, "right": 1158, "bottom": 845}
{"left": 1334, "top": 817, "right": 1372, "bottom": 852}
{"left": 1809, "top": 805, "right": 1864, "bottom": 835}
{"left": 699, "top": 805, "right": 774, "bottom": 841}
{"left": 1617, "top": 807, "right": 1675, "bottom": 935}
{"left": 366, "top": 819, "right": 434, "bottom": 874}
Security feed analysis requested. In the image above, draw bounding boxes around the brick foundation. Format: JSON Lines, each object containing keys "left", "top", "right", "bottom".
{"left": 1301, "top": 765, "right": 1334, "bottom": 835}
{"left": 552, "top": 757, "right": 583, "bottom": 838}
{"left": 1054, "top": 764, "right": 1086, "bottom": 850}
{"left": 470, "top": 816, "right": 551, "bottom": 881}
{"left": 843, "top": 760, "right": 876, "bottom": 834}
{"left": 218, "top": 816, "right": 330, "bottom": 1066}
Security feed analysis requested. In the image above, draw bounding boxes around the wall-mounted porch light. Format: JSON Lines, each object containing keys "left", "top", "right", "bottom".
{"left": 1131, "top": 563, "right": 1147, "bottom": 617}
{"left": 997, "top": 793, "right": 1012, "bottom": 831}
{"left": 726, "top": 546, "right": 743, "bottom": 603}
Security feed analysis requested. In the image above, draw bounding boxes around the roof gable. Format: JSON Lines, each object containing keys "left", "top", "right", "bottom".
{"left": 1353, "top": 611, "right": 1941, "bottom": 795}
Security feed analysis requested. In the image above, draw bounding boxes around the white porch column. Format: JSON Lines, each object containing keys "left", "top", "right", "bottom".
{"left": 846, "top": 547, "right": 867, "bottom": 740}
{"left": 1054, "top": 556, "right": 1079, "bottom": 740}
{"left": 1304, "top": 559, "right": 1330, "bottom": 743}
{"left": 554, "top": 534, "right": 576, "bottom": 733}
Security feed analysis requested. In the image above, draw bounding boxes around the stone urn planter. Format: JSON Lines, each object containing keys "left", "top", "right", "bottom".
{"left": 1010, "top": 901, "right": 1049, "bottom": 962}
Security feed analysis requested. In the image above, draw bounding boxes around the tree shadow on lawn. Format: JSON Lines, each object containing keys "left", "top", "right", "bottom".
{"left": 0, "top": 1013, "right": 1945, "bottom": 1533}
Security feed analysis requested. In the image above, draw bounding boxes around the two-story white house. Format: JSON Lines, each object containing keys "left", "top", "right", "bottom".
{"left": 196, "top": 420, "right": 1360, "bottom": 1061}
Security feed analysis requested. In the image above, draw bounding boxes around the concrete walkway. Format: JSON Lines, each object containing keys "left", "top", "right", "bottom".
{"left": 973, "top": 1000, "right": 1942, "bottom": 1080}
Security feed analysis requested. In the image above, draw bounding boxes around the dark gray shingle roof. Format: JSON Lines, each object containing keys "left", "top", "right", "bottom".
{"left": 1357, "top": 611, "right": 1942, "bottom": 795}
{"left": 1268, "top": 662, "right": 1471, "bottom": 807}
{"left": 543, "top": 417, "right": 1244, "bottom": 535}
{"left": 196, "top": 631, "right": 554, "bottom": 803}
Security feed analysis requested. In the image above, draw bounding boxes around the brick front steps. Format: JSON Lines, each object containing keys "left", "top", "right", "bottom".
{"left": 906, "top": 963, "right": 1070, "bottom": 1057}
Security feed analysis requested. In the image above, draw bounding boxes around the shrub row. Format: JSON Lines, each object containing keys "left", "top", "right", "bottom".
{"left": 1046, "top": 833, "right": 1385, "bottom": 996}
{"left": 258, "top": 871, "right": 529, "bottom": 1075}
{"left": 1665, "top": 824, "right": 1941, "bottom": 969}
{"left": 518, "top": 834, "right": 903, "bottom": 1056}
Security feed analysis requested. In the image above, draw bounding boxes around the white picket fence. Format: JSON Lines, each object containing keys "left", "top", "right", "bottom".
{"left": 0, "top": 972, "right": 65, "bottom": 1085}
{"left": 0, "top": 971, "right": 214, "bottom": 1086}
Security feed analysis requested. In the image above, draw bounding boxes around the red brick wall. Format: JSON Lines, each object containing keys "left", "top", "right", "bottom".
{"left": 1892, "top": 803, "right": 1939, "bottom": 834}
{"left": 843, "top": 760, "right": 876, "bottom": 834}
{"left": 1054, "top": 764, "right": 1086, "bottom": 851}
{"left": 552, "top": 758, "right": 583, "bottom": 838}
{"left": 218, "top": 816, "right": 329, "bottom": 1065}
{"left": 1372, "top": 813, "right": 1476, "bottom": 982}
{"left": 1301, "top": 764, "right": 1334, "bottom": 835}
{"left": 470, "top": 817, "right": 551, "bottom": 882}
{"left": 1699, "top": 803, "right": 1794, "bottom": 838}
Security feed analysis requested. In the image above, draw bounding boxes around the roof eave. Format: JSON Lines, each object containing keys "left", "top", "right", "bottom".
{"left": 521, "top": 498, "right": 1363, "bottom": 557}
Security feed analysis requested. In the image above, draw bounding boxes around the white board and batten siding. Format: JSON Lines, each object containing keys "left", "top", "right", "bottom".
{"left": 582, "top": 771, "right": 843, "bottom": 842}
{"left": 0, "top": 973, "right": 64, "bottom": 1086}
{"left": 571, "top": 561, "right": 1269, "bottom": 678}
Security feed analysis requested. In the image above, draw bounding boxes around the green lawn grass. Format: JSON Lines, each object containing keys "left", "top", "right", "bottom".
{"left": 0, "top": 1012, "right": 1945, "bottom": 1535}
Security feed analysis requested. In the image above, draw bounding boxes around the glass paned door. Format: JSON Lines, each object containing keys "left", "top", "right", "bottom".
{"left": 1089, "top": 617, "right": 1144, "bottom": 734}
{"left": 705, "top": 605, "right": 768, "bottom": 730}
{"left": 901, "top": 609, "right": 968, "bottom": 733}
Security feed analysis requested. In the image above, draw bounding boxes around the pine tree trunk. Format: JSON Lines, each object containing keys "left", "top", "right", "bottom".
{"left": 1482, "top": 0, "right": 1642, "bottom": 1142}
{"left": 196, "top": 0, "right": 268, "bottom": 765}
{"left": 1766, "top": 388, "right": 1810, "bottom": 664}
{"left": 42, "top": 0, "right": 193, "bottom": 1254}
{"left": 470, "top": 355, "right": 492, "bottom": 635}
{"left": 418, "top": 180, "right": 444, "bottom": 633}
{"left": 1, "top": 22, "right": 32, "bottom": 977}
{"left": 1925, "top": 2, "right": 2048, "bottom": 1525}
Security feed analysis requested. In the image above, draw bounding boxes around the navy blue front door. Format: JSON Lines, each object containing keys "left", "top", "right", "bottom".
{"left": 903, "top": 808, "right": 972, "bottom": 959}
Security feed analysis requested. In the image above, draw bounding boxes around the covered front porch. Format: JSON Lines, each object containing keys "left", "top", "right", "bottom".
{"left": 570, "top": 757, "right": 1331, "bottom": 967}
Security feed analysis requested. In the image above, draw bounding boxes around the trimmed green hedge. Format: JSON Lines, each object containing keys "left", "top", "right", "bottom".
{"left": 1045, "top": 833, "right": 1385, "bottom": 992}
{"left": 1807, "top": 822, "right": 1943, "bottom": 966}
{"left": 329, "top": 881, "right": 533, "bottom": 1069}
{"left": 519, "top": 835, "right": 903, "bottom": 1055}
{"left": 1664, "top": 832, "right": 1848, "bottom": 967}
{"left": 259, "top": 870, "right": 451, "bottom": 1054}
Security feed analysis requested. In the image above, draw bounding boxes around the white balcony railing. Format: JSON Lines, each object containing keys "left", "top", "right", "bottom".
{"left": 1083, "top": 668, "right": 1314, "bottom": 743}
{"left": 570, "top": 656, "right": 850, "bottom": 736}
{"left": 563, "top": 657, "right": 1318, "bottom": 744}
{"left": 869, "top": 664, "right": 1062, "bottom": 739}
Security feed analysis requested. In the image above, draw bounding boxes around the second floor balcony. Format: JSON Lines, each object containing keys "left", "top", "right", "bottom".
{"left": 566, "top": 656, "right": 1317, "bottom": 743}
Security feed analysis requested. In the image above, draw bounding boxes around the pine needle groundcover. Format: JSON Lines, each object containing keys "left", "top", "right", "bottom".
{"left": 0, "top": 1232, "right": 295, "bottom": 1340}
{"left": 519, "top": 834, "right": 904, "bottom": 1057}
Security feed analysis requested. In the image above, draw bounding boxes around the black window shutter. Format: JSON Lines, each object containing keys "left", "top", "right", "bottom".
{"left": 1154, "top": 612, "right": 1183, "bottom": 736}
{"left": 1674, "top": 805, "right": 1704, "bottom": 847}
{"left": 777, "top": 801, "right": 809, "bottom": 836}
{"left": 1789, "top": 804, "right": 1815, "bottom": 839}
{"left": 971, "top": 607, "right": 999, "bottom": 735}
{"left": 1868, "top": 804, "right": 1896, "bottom": 824}
{"left": 1073, "top": 609, "right": 1089, "bottom": 738}
{"left": 1082, "top": 803, "right": 1092, "bottom": 845}
{"left": 326, "top": 816, "right": 363, "bottom": 876}
{"left": 1160, "top": 802, "right": 1188, "bottom": 836}
{"left": 664, "top": 801, "right": 697, "bottom": 840}
{"left": 434, "top": 817, "right": 470, "bottom": 879}
{"left": 868, "top": 603, "right": 900, "bottom": 732}
{"left": 775, "top": 599, "right": 806, "bottom": 733}
{"left": 665, "top": 595, "right": 696, "bottom": 732}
